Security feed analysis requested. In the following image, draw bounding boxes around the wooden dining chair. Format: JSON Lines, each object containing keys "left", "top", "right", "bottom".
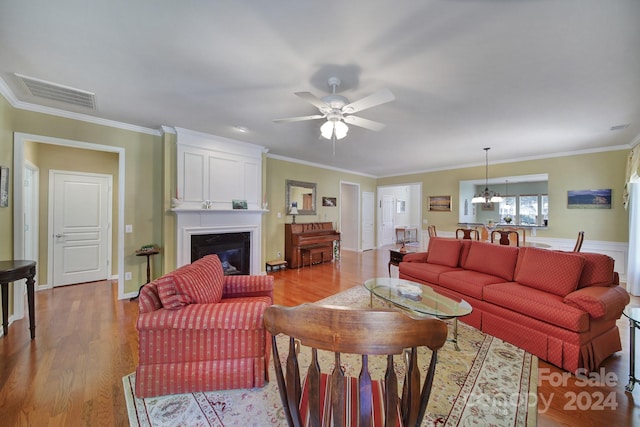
{"left": 427, "top": 224, "right": 437, "bottom": 237}
{"left": 502, "top": 226, "right": 526, "bottom": 245}
{"left": 573, "top": 231, "right": 585, "bottom": 252}
{"left": 491, "top": 229, "right": 521, "bottom": 246}
{"left": 456, "top": 228, "right": 480, "bottom": 240}
{"left": 263, "top": 304, "right": 448, "bottom": 427}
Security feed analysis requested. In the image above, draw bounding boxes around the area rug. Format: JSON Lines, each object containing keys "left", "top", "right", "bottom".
{"left": 124, "top": 285, "right": 537, "bottom": 426}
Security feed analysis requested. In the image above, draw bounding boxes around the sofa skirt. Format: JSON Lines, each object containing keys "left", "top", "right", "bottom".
{"left": 135, "top": 357, "right": 267, "bottom": 398}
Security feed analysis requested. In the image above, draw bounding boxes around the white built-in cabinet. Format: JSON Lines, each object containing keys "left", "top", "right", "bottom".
{"left": 175, "top": 127, "right": 267, "bottom": 210}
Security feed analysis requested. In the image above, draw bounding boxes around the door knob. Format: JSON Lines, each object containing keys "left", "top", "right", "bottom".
{"left": 55, "top": 233, "right": 64, "bottom": 238}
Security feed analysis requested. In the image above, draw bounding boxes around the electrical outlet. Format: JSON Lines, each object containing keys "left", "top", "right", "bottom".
{"left": 277, "top": 251, "right": 282, "bottom": 259}
{"left": 125, "top": 272, "right": 132, "bottom": 280}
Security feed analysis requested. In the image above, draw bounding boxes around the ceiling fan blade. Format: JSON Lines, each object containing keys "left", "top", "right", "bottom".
{"left": 273, "top": 114, "right": 325, "bottom": 123}
{"left": 294, "top": 92, "right": 329, "bottom": 110}
{"left": 343, "top": 115, "right": 386, "bottom": 131}
{"left": 342, "top": 88, "right": 395, "bottom": 114}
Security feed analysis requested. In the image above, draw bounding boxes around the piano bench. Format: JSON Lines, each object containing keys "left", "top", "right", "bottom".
{"left": 299, "top": 245, "right": 326, "bottom": 268}
{"left": 266, "top": 259, "right": 288, "bottom": 272}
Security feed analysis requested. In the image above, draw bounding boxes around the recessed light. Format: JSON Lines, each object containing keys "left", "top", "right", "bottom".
{"left": 234, "top": 126, "right": 248, "bottom": 133}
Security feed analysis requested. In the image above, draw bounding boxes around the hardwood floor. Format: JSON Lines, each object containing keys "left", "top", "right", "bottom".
{"left": 0, "top": 247, "right": 637, "bottom": 426}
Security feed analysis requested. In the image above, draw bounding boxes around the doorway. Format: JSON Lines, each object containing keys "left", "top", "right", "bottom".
{"left": 13, "top": 133, "right": 125, "bottom": 311}
{"left": 377, "top": 183, "right": 422, "bottom": 247}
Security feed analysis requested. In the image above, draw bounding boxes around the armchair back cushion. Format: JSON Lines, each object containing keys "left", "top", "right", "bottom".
{"left": 515, "top": 248, "right": 585, "bottom": 297}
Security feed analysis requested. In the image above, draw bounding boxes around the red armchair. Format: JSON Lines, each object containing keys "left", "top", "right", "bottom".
{"left": 135, "top": 255, "right": 274, "bottom": 398}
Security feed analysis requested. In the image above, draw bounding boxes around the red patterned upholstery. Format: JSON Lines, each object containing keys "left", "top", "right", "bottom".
{"left": 426, "top": 237, "right": 462, "bottom": 267}
{"left": 515, "top": 248, "right": 584, "bottom": 296}
{"left": 135, "top": 255, "right": 274, "bottom": 398}
{"left": 398, "top": 237, "right": 631, "bottom": 373}
{"left": 462, "top": 241, "right": 519, "bottom": 281}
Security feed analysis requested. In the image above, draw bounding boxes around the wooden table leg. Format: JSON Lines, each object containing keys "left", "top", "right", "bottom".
{"left": 1, "top": 282, "right": 8, "bottom": 336}
{"left": 25, "top": 269, "right": 36, "bottom": 339}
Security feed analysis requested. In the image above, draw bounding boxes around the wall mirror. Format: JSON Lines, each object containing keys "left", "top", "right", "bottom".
{"left": 459, "top": 174, "right": 548, "bottom": 226}
{"left": 286, "top": 179, "right": 317, "bottom": 215}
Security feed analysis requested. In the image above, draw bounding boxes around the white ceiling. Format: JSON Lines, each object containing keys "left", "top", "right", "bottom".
{"left": 1, "top": 0, "right": 639, "bottom": 177}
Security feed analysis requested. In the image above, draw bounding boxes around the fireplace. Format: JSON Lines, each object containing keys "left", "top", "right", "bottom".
{"left": 191, "top": 232, "right": 250, "bottom": 275}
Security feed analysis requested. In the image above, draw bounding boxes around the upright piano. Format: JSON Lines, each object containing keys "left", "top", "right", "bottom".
{"left": 285, "top": 222, "right": 340, "bottom": 268}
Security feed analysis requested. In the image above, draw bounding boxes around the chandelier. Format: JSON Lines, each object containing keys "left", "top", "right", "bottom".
{"left": 471, "top": 147, "right": 503, "bottom": 204}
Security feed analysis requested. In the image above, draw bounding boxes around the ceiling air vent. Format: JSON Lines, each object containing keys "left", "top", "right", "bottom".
{"left": 15, "top": 73, "right": 96, "bottom": 109}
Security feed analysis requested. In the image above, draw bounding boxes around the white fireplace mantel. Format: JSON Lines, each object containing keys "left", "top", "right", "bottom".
{"left": 173, "top": 128, "right": 268, "bottom": 273}
{"left": 173, "top": 209, "right": 265, "bottom": 273}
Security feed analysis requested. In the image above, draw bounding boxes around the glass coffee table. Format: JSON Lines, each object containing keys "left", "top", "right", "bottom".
{"left": 364, "top": 277, "right": 472, "bottom": 350}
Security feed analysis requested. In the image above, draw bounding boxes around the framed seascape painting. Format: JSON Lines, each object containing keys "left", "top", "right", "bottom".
{"left": 429, "top": 195, "right": 451, "bottom": 212}
{"left": 567, "top": 189, "right": 611, "bottom": 209}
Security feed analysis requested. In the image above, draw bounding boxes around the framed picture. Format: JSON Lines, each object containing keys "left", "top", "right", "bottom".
{"left": 481, "top": 202, "right": 494, "bottom": 211}
{"left": 429, "top": 195, "right": 451, "bottom": 212}
{"left": 0, "top": 166, "right": 8, "bottom": 208}
{"left": 322, "top": 196, "right": 336, "bottom": 207}
{"left": 232, "top": 199, "right": 248, "bottom": 209}
{"left": 567, "top": 189, "right": 611, "bottom": 209}
{"left": 397, "top": 200, "right": 406, "bottom": 213}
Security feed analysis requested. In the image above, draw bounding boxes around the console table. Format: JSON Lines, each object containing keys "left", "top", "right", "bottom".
{"left": 0, "top": 260, "right": 37, "bottom": 339}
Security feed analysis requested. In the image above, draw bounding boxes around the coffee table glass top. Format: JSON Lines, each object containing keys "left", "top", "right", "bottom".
{"left": 364, "top": 277, "right": 472, "bottom": 319}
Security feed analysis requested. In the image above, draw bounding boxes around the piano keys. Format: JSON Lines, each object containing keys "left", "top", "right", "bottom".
{"left": 285, "top": 222, "right": 341, "bottom": 268}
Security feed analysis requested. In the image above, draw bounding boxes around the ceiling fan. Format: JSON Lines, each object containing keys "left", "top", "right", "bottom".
{"left": 273, "top": 77, "right": 395, "bottom": 154}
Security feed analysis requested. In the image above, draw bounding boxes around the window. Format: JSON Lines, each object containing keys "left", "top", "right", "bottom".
{"left": 499, "top": 194, "right": 548, "bottom": 226}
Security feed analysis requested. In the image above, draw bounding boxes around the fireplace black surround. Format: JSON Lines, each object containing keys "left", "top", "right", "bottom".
{"left": 191, "top": 232, "right": 250, "bottom": 275}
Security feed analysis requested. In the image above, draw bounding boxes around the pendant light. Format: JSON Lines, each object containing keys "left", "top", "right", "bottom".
{"left": 471, "top": 147, "right": 503, "bottom": 204}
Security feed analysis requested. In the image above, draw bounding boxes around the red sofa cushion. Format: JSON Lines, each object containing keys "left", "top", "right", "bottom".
{"left": 426, "top": 238, "right": 462, "bottom": 267}
{"left": 462, "top": 241, "right": 519, "bottom": 282}
{"left": 400, "top": 261, "right": 460, "bottom": 285}
{"left": 484, "top": 282, "right": 589, "bottom": 332}
{"left": 577, "top": 252, "right": 616, "bottom": 289}
{"left": 515, "top": 248, "right": 584, "bottom": 297}
{"left": 439, "top": 270, "right": 508, "bottom": 300}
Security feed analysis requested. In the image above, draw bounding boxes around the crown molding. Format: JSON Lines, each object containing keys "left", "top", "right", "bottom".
{"left": 0, "top": 77, "right": 161, "bottom": 136}
{"left": 266, "top": 153, "right": 377, "bottom": 179}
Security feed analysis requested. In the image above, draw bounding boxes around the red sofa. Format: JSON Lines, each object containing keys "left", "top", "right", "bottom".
{"left": 135, "top": 254, "right": 274, "bottom": 397}
{"left": 399, "top": 237, "right": 630, "bottom": 373}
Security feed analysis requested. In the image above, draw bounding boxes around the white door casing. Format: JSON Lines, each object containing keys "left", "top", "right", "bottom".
{"left": 49, "top": 171, "right": 111, "bottom": 287}
{"left": 382, "top": 195, "right": 395, "bottom": 246}
{"left": 362, "top": 191, "right": 375, "bottom": 250}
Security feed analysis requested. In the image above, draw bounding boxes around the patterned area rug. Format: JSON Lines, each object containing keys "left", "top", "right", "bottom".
{"left": 123, "top": 285, "right": 537, "bottom": 426}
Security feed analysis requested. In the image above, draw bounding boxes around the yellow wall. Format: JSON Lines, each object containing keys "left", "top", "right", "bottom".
{"left": 0, "top": 96, "right": 165, "bottom": 294}
{"left": 378, "top": 150, "right": 629, "bottom": 242}
{"left": 264, "top": 157, "right": 377, "bottom": 261}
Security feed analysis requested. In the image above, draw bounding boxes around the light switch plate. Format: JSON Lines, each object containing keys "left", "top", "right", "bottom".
{"left": 125, "top": 224, "right": 133, "bottom": 233}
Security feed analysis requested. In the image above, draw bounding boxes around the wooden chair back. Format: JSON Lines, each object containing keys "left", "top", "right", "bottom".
{"left": 263, "top": 304, "right": 448, "bottom": 427}
{"left": 427, "top": 224, "right": 437, "bottom": 237}
{"left": 491, "top": 229, "right": 520, "bottom": 246}
{"left": 456, "top": 228, "right": 479, "bottom": 240}
{"left": 480, "top": 226, "right": 489, "bottom": 241}
{"left": 502, "top": 227, "right": 526, "bottom": 245}
{"left": 573, "top": 231, "right": 585, "bottom": 252}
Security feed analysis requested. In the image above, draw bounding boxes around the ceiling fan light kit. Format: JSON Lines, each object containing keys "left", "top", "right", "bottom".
{"left": 273, "top": 76, "right": 394, "bottom": 154}
{"left": 472, "top": 147, "right": 503, "bottom": 204}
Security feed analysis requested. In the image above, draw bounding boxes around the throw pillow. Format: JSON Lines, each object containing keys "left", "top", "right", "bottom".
{"left": 173, "top": 255, "right": 225, "bottom": 304}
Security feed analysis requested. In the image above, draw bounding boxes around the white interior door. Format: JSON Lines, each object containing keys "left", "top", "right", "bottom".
{"left": 382, "top": 195, "right": 395, "bottom": 245}
{"left": 50, "top": 171, "right": 111, "bottom": 287}
{"left": 362, "top": 192, "right": 375, "bottom": 250}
